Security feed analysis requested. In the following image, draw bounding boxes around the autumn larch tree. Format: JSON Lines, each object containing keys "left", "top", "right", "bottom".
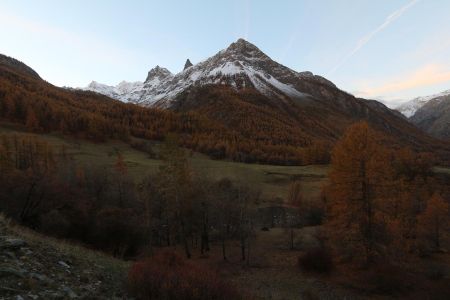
{"left": 418, "top": 193, "right": 449, "bottom": 251}
{"left": 25, "top": 108, "right": 40, "bottom": 132}
{"left": 325, "top": 121, "right": 393, "bottom": 265}
{"left": 211, "top": 178, "right": 240, "bottom": 261}
{"left": 286, "top": 180, "right": 303, "bottom": 250}
{"left": 157, "top": 133, "right": 193, "bottom": 258}
{"left": 113, "top": 153, "right": 131, "bottom": 207}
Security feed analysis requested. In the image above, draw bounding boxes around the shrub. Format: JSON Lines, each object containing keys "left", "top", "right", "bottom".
{"left": 367, "top": 264, "right": 413, "bottom": 295}
{"left": 298, "top": 247, "right": 333, "bottom": 274}
{"left": 92, "top": 207, "right": 144, "bottom": 257}
{"left": 304, "top": 205, "right": 325, "bottom": 226}
{"left": 426, "top": 266, "right": 446, "bottom": 281}
{"left": 128, "top": 250, "right": 241, "bottom": 300}
{"left": 40, "top": 209, "right": 70, "bottom": 238}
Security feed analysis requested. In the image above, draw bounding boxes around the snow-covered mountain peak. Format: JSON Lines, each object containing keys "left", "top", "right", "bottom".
{"left": 81, "top": 38, "right": 338, "bottom": 107}
{"left": 396, "top": 89, "right": 450, "bottom": 118}
{"left": 86, "top": 81, "right": 112, "bottom": 92}
{"left": 224, "top": 38, "right": 268, "bottom": 59}
{"left": 145, "top": 66, "right": 172, "bottom": 83}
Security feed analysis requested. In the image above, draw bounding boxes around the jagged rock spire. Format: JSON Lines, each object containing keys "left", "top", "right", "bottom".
{"left": 184, "top": 59, "right": 193, "bottom": 70}
{"left": 145, "top": 65, "right": 172, "bottom": 83}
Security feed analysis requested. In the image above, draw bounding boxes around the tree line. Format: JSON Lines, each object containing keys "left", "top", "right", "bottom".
{"left": 0, "top": 133, "right": 260, "bottom": 261}
{"left": 324, "top": 122, "right": 450, "bottom": 266}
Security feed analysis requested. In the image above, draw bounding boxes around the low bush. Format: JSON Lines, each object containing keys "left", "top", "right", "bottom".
{"left": 367, "top": 264, "right": 413, "bottom": 295}
{"left": 304, "top": 205, "right": 325, "bottom": 226}
{"left": 40, "top": 209, "right": 71, "bottom": 238}
{"left": 298, "top": 247, "right": 333, "bottom": 274}
{"left": 92, "top": 207, "right": 144, "bottom": 258}
{"left": 128, "top": 250, "right": 241, "bottom": 300}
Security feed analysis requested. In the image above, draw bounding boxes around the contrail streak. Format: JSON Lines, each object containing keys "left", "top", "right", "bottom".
{"left": 328, "top": 0, "right": 420, "bottom": 75}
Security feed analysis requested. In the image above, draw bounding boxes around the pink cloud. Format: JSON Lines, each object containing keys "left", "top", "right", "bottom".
{"left": 356, "top": 64, "right": 450, "bottom": 98}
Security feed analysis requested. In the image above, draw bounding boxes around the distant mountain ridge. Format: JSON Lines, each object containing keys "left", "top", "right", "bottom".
{"left": 395, "top": 90, "right": 450, "bottom": 139}
{"left": 2, "top": 41, "right": 450, "bottom": 165}
{"left": 410, "top": 93, "right": 450, "bottom": 139}
{"left": 396, "top": 90, "right": 450, "bottom": 118}
{"left": 83, "top": 39, "right": 336, "bottom": 107}
{"left": 78, "top": 39, "right": 450, "bottom": 154}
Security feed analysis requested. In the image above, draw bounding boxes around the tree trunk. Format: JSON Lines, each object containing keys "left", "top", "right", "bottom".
{"left": 181, "top": 219, "right": 191, "bottom": 259}
{"left": 222, "top": 233, "right": 227, "bottom": 261}
{"left": 290, "top": 227, "right": 294, "bottom": 250}
{"left": 241, "top": 235, "right": 246, "bottom": 261}
{"left": 435, "top": 222, "right": 440, "bottom": 249}
{"left": 247, "top": 234, "right": 250, "bottom": 267}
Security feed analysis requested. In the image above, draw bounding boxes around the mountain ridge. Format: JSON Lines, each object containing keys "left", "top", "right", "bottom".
{"left": 396, "top": 89, "right": 450, "bottom": 118}
{"left": 410, "top": 93, "right": 450, "bottom": 139}
{"left": 2, "top": 44, "right": 450, "bottom": 165}
{"left": 0, "top": 54, "right": 41, "bottom": 80}
{"left": 82, "top": 39, "right": 338, "bottom": 107}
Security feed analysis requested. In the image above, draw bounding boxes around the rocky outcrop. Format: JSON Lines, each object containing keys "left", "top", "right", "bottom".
{"left": 144, "top": 65, "right": 172, "bottom": 83}
{"left": 183, "top": 59, "right": 193, "bottom": 70}
{"left": 0, "top": 218, "right": 130, "bottom": 299}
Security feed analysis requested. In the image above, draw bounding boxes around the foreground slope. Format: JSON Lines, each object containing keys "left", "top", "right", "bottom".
{"left": 0, "top": 215, "right": 129, "bottom": 299}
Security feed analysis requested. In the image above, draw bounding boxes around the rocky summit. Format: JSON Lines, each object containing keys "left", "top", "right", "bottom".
{"left": 183, "top": 59, "right": 193, "bottom": 70}
{"left": 82, "top": 38, "right": 337, "bottom": 107}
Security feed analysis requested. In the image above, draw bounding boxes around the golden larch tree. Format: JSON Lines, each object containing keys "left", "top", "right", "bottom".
{"left": 326, "top": 121, "right": 393, "bottom": 265}
{"left": 418, "top": 193, "right": 449, "bottom": 250}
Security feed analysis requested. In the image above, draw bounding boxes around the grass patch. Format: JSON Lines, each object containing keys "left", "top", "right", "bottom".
{"left": 0, "top": 125, "right": 329, "bottom": 204}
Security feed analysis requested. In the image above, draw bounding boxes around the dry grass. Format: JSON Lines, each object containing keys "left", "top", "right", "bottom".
{"left": 0, "top": 125, "right": 329, "bottom": 205}
{"left": 0, "top": 213, "right": 130, "bottom": 278}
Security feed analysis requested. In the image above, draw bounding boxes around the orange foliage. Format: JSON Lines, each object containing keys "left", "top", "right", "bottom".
{"left": 128, "top": 250, "right": 241, "bottom": 300}
{"left": 326, "top": 122, "right": 394, "bottom": 265}
{"left": 0, "top": 67, "right": 329, "bottom": 165}
{"left": 418, "top": 193, "right": 449, "bottom": 250}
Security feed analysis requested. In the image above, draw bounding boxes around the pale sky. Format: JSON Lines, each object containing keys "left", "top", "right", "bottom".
{"left": 1, "top": 0, "right": 450, "bottom": 107}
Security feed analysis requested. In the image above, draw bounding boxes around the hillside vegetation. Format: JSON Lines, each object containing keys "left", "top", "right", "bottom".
{"left": 0, "top": 124, "right": 328, "bottom": 204}
{"left": 0, "top": 60, "right": 330, "bottom": 165}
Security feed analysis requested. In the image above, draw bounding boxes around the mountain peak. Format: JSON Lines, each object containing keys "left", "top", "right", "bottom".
{"left": 224, "top": 38, "right": 265, "bottom": 57}
{"left": 231, "top": 38, "right": 254, "bottom": 47}
{"left": 145, "top": 66, "right": 172, "bottom": 83}
{"left": 84, "top": 39, "right": 339, "bottom": 107}
{"left": 396, "top": 89, "right": 450, "bottom": 118}
{"left": 184, "top": 59, "right": 193, "bottom": 70}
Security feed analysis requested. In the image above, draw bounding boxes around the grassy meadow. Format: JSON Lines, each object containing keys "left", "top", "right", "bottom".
{"left": 0, "top": 124, "right": 329, "bottom": 205}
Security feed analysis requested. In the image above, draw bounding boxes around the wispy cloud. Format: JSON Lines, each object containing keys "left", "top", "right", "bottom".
{"left": 328, "top": 0, "right": 420, "bottom": 75}
{"left": 355, "top": 64, "right": 450, "bottom": 99}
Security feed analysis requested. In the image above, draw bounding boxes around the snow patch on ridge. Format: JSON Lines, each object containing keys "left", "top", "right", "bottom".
{"left": 396, "top": 89, "right": 450, "bottom": 118}
{"left": 81, "top": 39, "right": 323, "bottom": 107}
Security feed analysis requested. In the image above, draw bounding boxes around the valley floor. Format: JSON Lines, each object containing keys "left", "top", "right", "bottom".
{"left": 0, "top": 216, "right": 360, "bottom": 300}
{"left": 1, "top": 124, "right": 449, "bottom": 299}
{"left": 2, "top": 210, "right": 450, "bottom": 299}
